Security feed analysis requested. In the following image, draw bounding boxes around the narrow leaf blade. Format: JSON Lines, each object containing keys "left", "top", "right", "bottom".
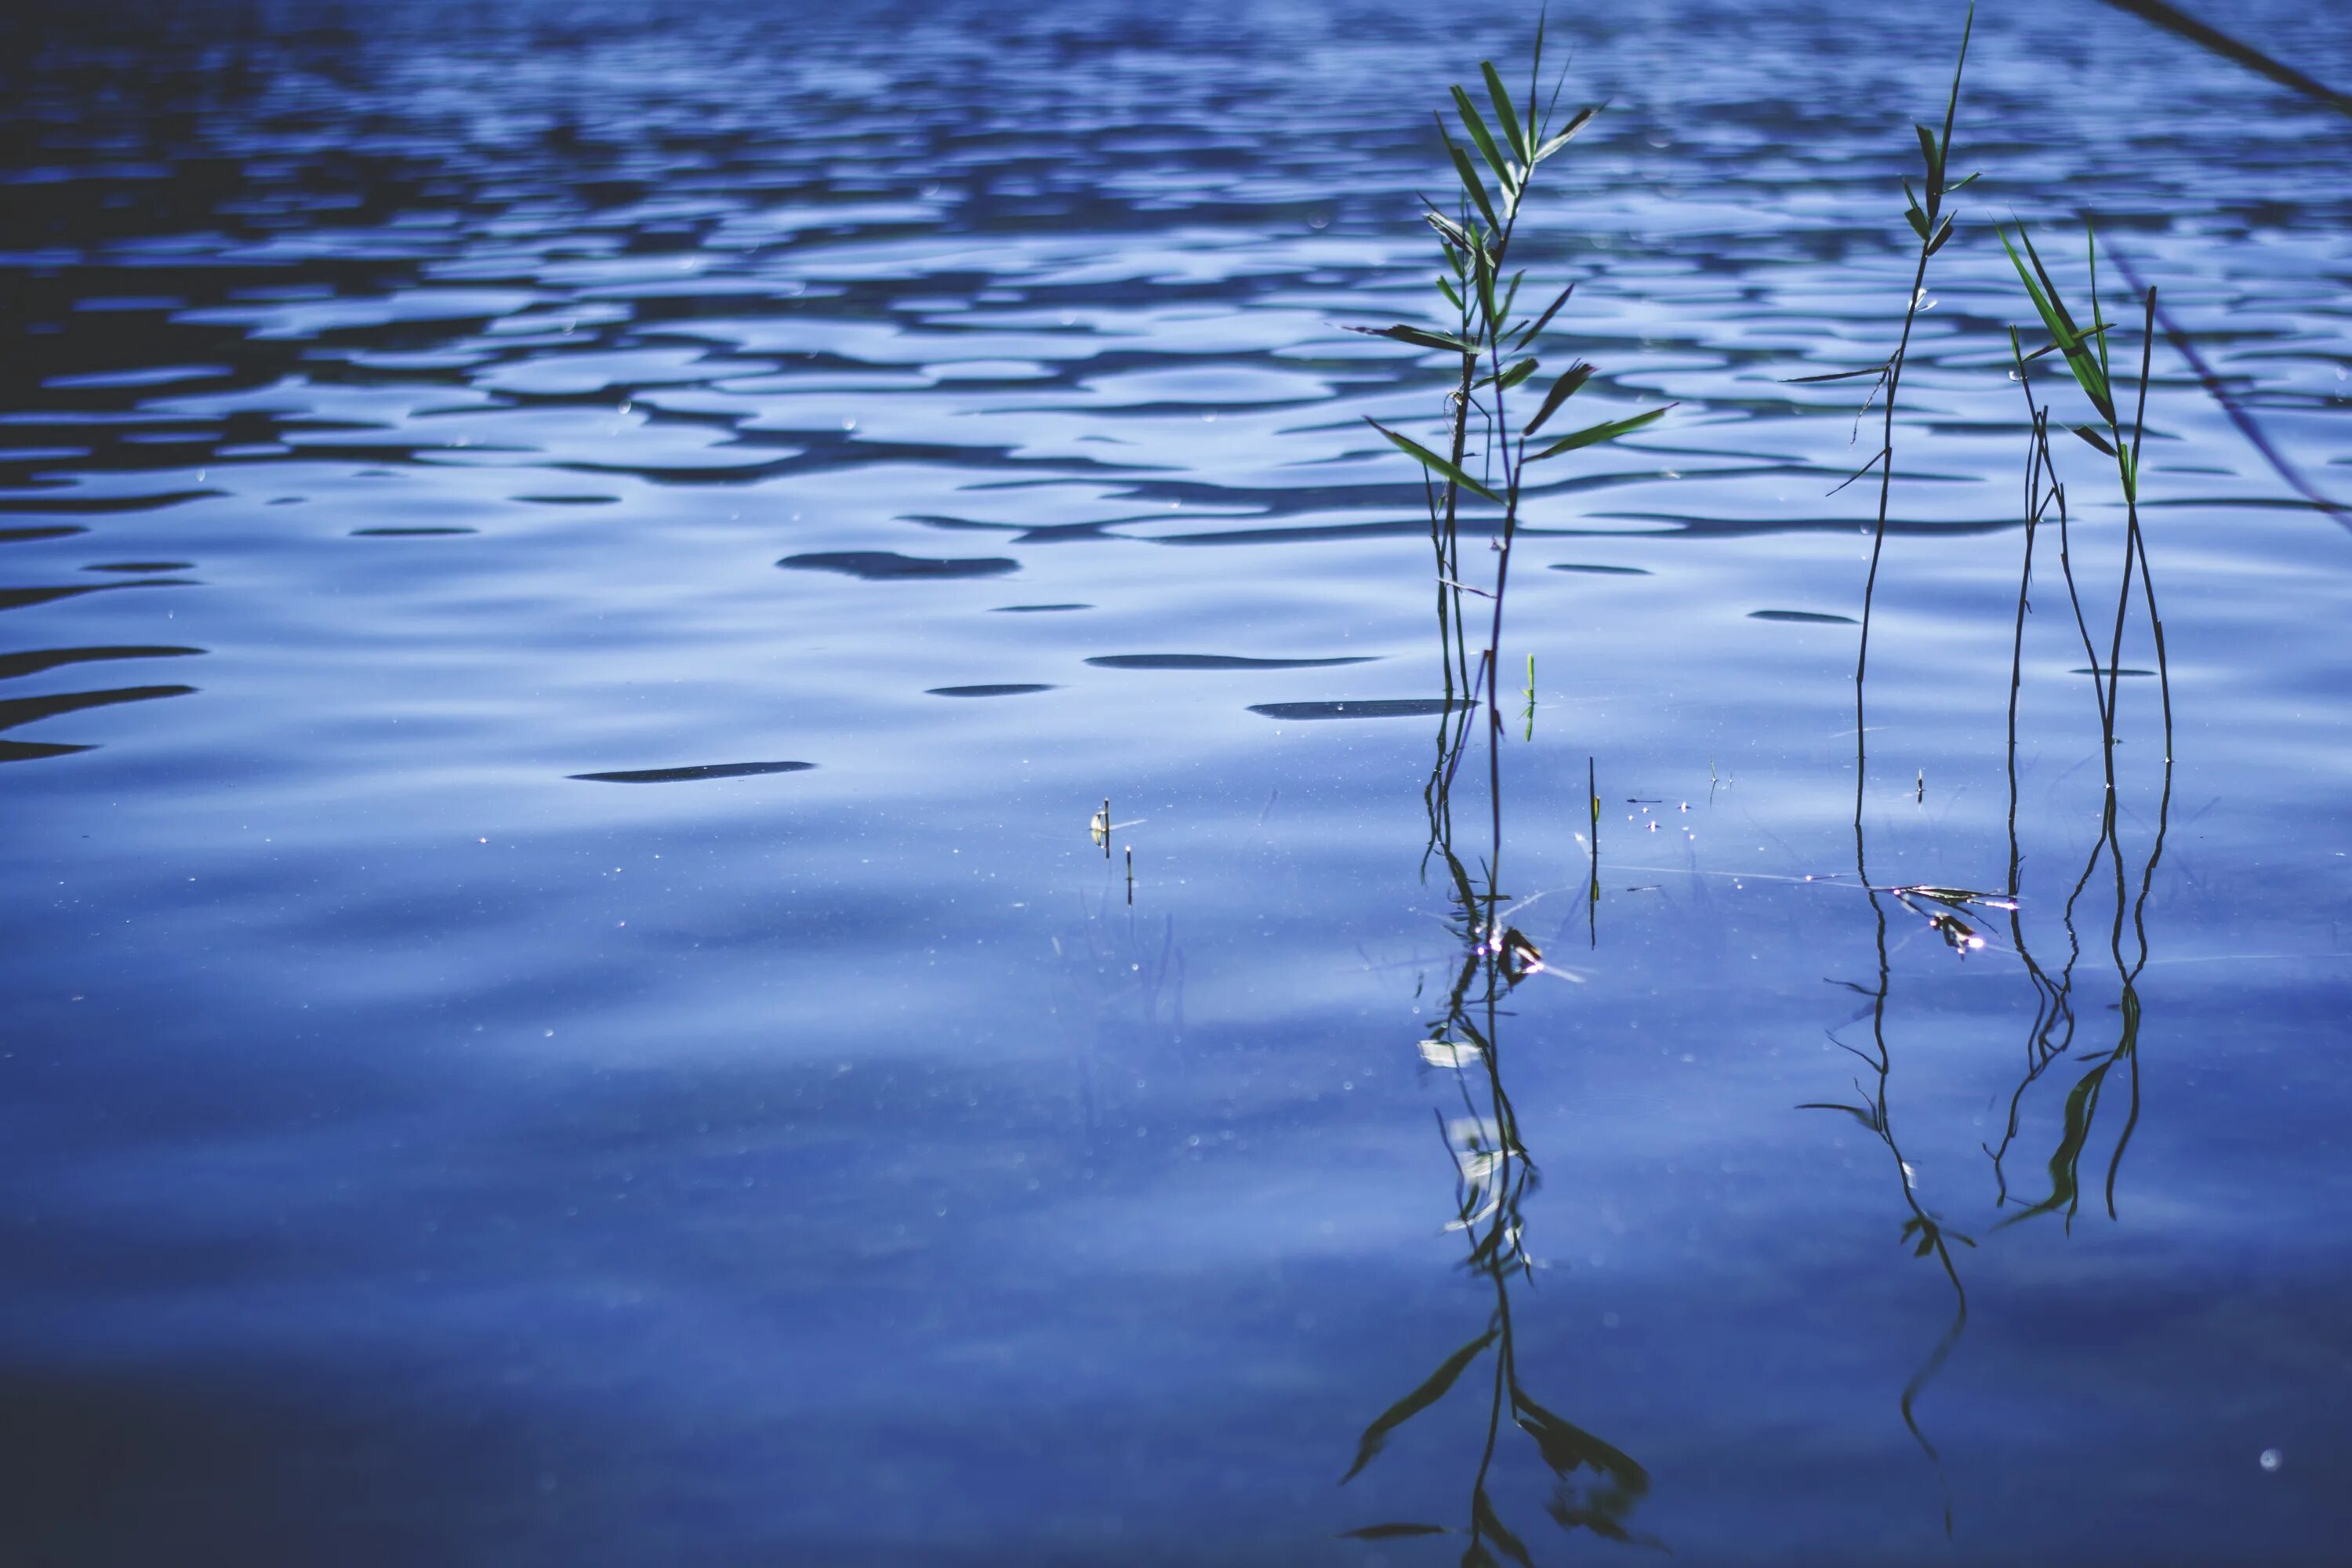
{"left": 1341, "top": 1328, "right": 1498, "bottom": 1481}
{"left": 1367, "top": 419, "right": 1504, "bottom": 504}
{"left": 1527, "top": 404, "right": 1672, "bottom": 461}
{"left": 1524, "top": 361, "right": 1593, "bottom": 435}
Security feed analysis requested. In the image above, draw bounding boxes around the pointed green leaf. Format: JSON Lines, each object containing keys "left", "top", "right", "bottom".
{"left": 1512, "top": 283, "right": 1575, "bottom": 349}
{"left": 1452, "top": 86, "right": 1516, "bottom": 198}
{"left": 1482, "top": 61, "right": 1528, "bottom": 160}
{"left": 1783, "top": 362, "right": 1890, "bottom": 383}
{"left": 1479, "top": 356, "right": 1539, "bottom": 391}
{"left": 2073, "top": 424, "right": 2118, "bottom": 456}
{"left": 2002, "top": 229, "right": 2114, "bottom": 424}
{"left": 1347, "top": 323, "right": 1480, "bottom": 354}
{"left": 1527, "top": 404, "right": 1672, "bottom": 461}
{"left": 1523, "top": 361, "right": 1593, "bottom": 435}
{"left": 1446, "top": 139, "right": 1501, "bottom": 234}
{"left": 1924, "top": 212, "right": 1956, "bottom": 256}
{"left": 1367, "top": 419, "right": 1504, "bottom": 504}
{"left": 1915, "top": 122, "right": 1944, "bottom": 199}
{"left": 1900, "top": 177, "right": 1929, "bottom": 239}
{"left": 1341, "top": 1328, "right": 1497, "bottom": 1481}
{"left": 1425, "top": 209, "right": 1479, "bottom": 255}
{"left": 1533, "top": 104, "right": 1597, "bottom": 163}
{"left": 1437, "top": 275, "right": 1464, "bottom": 312}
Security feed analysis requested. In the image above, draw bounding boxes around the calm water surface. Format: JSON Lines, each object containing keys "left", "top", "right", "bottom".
{"left": 5, "top": 1, "right": 2351, "bottom": 1563}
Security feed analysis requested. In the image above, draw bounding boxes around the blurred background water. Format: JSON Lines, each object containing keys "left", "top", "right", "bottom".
{"left": 3, "top": 0, "right": 2350, "bottom": 1562}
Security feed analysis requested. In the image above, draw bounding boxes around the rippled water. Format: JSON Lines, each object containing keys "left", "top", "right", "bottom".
{"left": 5, "top": 1, "right": 2351, "bottom": 1562}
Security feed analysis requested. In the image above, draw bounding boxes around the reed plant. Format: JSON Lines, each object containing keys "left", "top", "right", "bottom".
{"left": 1352, "top": 15, "right": 1664, "bottom": 898}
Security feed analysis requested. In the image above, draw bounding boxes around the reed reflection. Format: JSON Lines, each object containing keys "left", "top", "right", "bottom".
{"left": 1817, "top": 187, "right": 2177, "bottom": 1528}
{"left": 1337, "top": 696, "right": 1652, "bottom": 1556}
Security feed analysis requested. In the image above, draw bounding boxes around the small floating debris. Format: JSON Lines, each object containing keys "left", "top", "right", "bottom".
{"left": 2069, "top": 666, "right": 2156, "bottom": 677}
{"left": 1548, "top": 562, "right": 1652, "bottom": 575}
{"left": 991, "top": 603, "right": 1091, "bottom": 613}
{"left": 351, "top": 527, "right": 477, "bottom": 537}
{"left": 1748, "top": 609, "right": 1859, "bottom": 625}
{"left": 570, "top": 760, "right": 815, "bottom": 783}
{"left": 779, "top": 550, "right": 1016, "bottom": 579}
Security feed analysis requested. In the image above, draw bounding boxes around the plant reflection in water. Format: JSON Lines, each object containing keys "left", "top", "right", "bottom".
{"left": 1806, "top": 102, "right": 2178, "bottom": 1525}
{"left": 1338, "top": 695, "right": 1655, "bottom": 1559}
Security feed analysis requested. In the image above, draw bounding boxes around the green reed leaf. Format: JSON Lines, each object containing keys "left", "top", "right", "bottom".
{"left": 1446, "top": 137, "right": 1502, "bottom": 234}
{"left": 1482, "top": 61, "right": 1529, "bottom": 159}
{"left": 1366, "top": 419, "right": 1504, "bottom": 504}
{"left": 1512, "top": 282, "right": 1575, "bottom": 349}
{"left": 1784, "top": 362, "right": 1889, "bottom": 383}
{"left": 1482, "top": 356, "right": 1539, "bottom": 391}
{"left": 2003, "top": 228, "right": 2116, "bottom": 423}
{"left": 1523, "top": 361, "right": 1593, "bottom": 434}
{"left": 1915, "top": 122, "right": 1944, "bottom": 198}
{"left": 1348, "top": 323, "right": 1480, "bottom": 354}
{"left": 1451, "top": 87, "right": 1516, "bottom": 197}
{"left": 1341, "top": 1327, "right": 1498, "bottom": 1481}
{"left": 1532, "top": 103, "right": 1597, "bottom": 163}
{"left": 2073, "top": 423, "right": 2118, "bottom": 456}
{"left": 1526, "top": 403, "right": 1671, "bottom": 460}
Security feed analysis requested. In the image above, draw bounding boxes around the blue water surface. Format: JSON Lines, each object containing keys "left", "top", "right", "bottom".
{"left": 3, "top": 0, "right": 2350, "bottom": 1562}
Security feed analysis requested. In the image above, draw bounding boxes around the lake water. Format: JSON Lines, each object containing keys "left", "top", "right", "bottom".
{"left": 5, "top": 1, "right": 2350, "bottom": 1562}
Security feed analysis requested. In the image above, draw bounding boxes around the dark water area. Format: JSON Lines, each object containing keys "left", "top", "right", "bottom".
{"left": 3, "top": 0, "right": 2350, "bottom": 1562}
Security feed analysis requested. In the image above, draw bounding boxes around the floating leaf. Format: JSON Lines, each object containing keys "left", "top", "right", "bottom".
{"left": 1341, "top": 1329, "right": 1498, "bottom": 1481}
{"left": 1367, "top": 419, "right": 1503, "bottom": 504}
{"left": 1526, "top": 404, "right": 1671, "bottom": 461}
